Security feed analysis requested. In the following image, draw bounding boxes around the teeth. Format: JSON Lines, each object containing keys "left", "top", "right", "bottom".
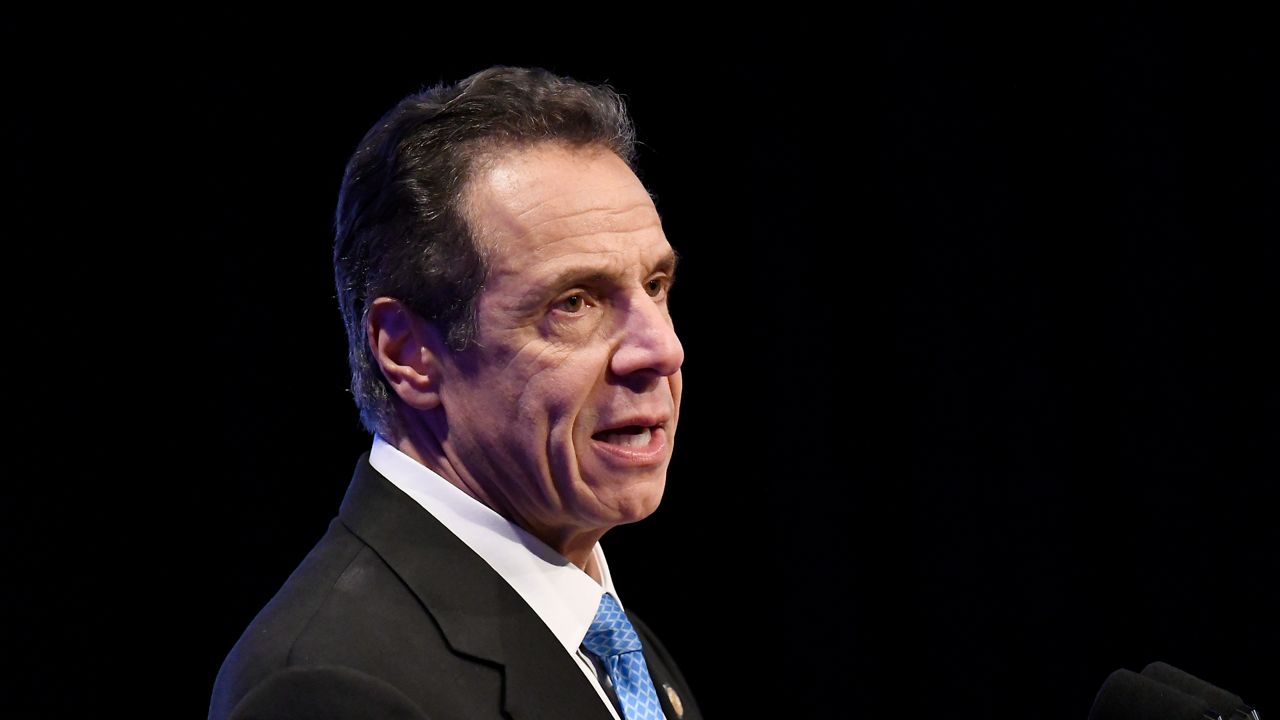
{"left": 601, "top": 426, "right": 652, "bottom": 448}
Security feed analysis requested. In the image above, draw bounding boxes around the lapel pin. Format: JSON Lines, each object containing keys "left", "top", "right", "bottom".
{"left": 662, "top": 683, "right": 684, "bottom": 719}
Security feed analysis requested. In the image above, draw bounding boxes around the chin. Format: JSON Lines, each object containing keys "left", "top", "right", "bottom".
{"left": 596, "top": 476, "right": 668, "bottom": 527}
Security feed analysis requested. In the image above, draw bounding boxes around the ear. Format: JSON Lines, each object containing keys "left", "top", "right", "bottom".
{"left": 367, "top": 297, "right": 446, "bottom": 411}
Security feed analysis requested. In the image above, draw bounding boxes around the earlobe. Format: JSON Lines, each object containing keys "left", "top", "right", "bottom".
{"left": 367, "top": 297, "right": 443, "bottom": 411}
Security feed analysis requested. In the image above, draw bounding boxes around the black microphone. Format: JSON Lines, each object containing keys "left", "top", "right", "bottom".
{"left": 1141, "top": 662, "right": 1260, "bottom": 720}
{"left": 1088, "top": 669, "right": 1218, "bottom": 720}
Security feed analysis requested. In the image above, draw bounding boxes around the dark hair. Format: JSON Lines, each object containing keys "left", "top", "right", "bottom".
{"left": 333, "top": 66, "right": 638, "bottom": 438}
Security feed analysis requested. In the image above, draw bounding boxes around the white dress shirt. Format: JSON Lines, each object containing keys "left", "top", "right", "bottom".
{"left": 369, "top": 435, "right": 628, "bottom": 720}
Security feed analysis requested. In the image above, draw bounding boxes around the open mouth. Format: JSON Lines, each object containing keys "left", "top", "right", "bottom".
{"left": 591, "top": 424, "right": 656, "bottom": 448}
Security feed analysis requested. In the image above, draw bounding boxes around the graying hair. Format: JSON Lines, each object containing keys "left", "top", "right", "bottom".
{"left": 333, "top": 66, "right": 637, "bottom": 438}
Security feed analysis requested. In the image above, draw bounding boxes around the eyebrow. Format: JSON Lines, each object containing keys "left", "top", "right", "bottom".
{"left": 541, "top": 249, "right": 679, "bottom": 294}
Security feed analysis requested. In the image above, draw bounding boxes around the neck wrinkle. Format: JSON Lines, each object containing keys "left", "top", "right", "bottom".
{"left": 392, "top": 419, "right": 606, "bottom": 580}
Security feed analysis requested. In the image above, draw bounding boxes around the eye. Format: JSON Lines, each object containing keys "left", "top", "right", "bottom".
{"left": 556, "top": 293, "right": 588, "bottom": 314}
{"left": 645, "top": 277, "right": 669, "bottom": 298}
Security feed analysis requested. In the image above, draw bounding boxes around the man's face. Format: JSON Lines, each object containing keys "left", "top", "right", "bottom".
{"left": 435, "top": 143, "right": 684, "bottom": 546}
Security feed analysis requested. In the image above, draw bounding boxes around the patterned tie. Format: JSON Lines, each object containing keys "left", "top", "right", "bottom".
{"left": 582, "top": 593, "right": 664, "bottom": 720}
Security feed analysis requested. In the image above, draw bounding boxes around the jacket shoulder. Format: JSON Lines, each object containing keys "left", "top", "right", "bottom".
{"left": 210, "top": 516, "right": 507, "bottom": 720}
{"left": 226, "top": 665, "right": 430, "bottom": 720}
{"left": 210, "top": 519, "right": 412, "bottom": 719}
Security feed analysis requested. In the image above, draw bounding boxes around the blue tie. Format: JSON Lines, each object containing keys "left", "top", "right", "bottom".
{"left": 582, "top": 593, "right": 664, "bottom": 720}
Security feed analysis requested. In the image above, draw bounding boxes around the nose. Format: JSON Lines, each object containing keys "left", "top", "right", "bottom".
{"left": 610, "top": 292, "right": 685, "bottom": 381}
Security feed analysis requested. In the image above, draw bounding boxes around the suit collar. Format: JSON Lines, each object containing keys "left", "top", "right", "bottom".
{"left": 338, "top": 453, "right": 615, "bottom": 720}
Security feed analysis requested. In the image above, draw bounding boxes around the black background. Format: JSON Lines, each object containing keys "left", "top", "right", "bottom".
{"left": 7, "top": 9, "right": 1276, "bottom": 718}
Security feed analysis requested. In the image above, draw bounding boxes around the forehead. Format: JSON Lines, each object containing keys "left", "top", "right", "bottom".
{"left": 465, "top": 144, "right": 669, "bottom": 273}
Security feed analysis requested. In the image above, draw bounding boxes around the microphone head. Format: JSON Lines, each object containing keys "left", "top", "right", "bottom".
{"left": 1141, "top": 662, "right": 1251, "bottom": 718}
{"left": 1089, "top": 669, "right": 1215, "bottom": 720}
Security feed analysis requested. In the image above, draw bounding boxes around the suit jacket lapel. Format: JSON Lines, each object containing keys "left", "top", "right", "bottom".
{"left": 338, "top": 455, "right": 615, "bottom": 720}
{"left": 642, "top": 647, "right": 683, "bottom": 720}
{"left": 630, "top": 612, "right": 702, "bottom": 720}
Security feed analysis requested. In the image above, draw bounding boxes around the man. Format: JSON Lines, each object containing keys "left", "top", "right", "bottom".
{"left": 209, "top": 67, "right": 701, "bottom": 720}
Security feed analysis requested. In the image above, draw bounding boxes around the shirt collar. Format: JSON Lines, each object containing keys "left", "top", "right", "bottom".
{"left": 368, "top": 435, "right": 619, "bottom": 655}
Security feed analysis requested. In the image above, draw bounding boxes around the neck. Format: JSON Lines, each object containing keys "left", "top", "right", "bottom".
{"left": 535, "top": 526, "right": 608, "bottom": 584}
{"left": 390, "top": 423, "right": 607, "bottom": 584}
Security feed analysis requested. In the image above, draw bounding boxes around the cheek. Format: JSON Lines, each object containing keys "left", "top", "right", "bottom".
{"left": 517, "top": 354, "right": 610, "bottom": 432}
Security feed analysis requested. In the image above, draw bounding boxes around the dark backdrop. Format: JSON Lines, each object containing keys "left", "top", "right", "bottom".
{"left": 7, "top": 10, "right": 1275, "bottom": 718}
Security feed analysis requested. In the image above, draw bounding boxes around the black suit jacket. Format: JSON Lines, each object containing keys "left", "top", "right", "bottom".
{"left": 210, "top": 454, "right": 701, "bottom": 720}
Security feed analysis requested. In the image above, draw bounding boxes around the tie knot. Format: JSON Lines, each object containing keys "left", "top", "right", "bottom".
{"left": 583, "top": 593, "right": 643, "bottom": 659}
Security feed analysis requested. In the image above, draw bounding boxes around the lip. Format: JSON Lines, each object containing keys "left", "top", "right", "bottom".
{"left": 589, "top": 424, "right": 670, "bottom": 466}
{"left": 595, "top": 413, "right": 668, "bottom": 432}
